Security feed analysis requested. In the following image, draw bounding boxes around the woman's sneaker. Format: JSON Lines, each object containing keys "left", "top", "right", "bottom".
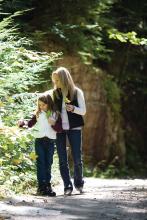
{"left": 75, "top": 186, "right": 83, "bottom": 193}
{"left": 64, "top": 186, "right": 73, "bottom": 196}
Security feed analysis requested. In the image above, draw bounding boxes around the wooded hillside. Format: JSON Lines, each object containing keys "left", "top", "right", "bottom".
{"left": 0, "top": 0, "right": 147, "bottom": 185}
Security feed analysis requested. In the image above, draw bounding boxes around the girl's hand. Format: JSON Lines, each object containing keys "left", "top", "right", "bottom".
{"left": 17, "top": 119, "right": 24, "bottom": 127}
{"left": 17, "top": 119, "right": 28, "bottom": 128}
{"left": 66, "top": 104, "right": 75, "bottom": 112}
{"left": 48, "top": 117, "right": 56, "bottom": 125}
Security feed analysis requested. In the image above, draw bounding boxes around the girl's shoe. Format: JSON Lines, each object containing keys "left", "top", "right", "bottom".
{"left": 37, "top": 185, "right": 47, "bottom": 196}
{"left": 46, "top": 183, "right": 56, "bottom": 197}
{"left": 37, "top": 183, "right": 56, "bottom": 197}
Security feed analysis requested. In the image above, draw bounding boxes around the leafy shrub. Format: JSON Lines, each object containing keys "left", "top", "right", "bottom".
{"left": 0, "top": 12, "right": 61, "bottom": 195}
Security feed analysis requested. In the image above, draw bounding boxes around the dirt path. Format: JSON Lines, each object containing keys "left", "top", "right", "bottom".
{"left": 0, "top": 178, "right": 147, "bottom": 220}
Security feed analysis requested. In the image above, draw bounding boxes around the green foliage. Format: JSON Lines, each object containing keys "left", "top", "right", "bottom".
{"left": 1, "top": 0, "right": 117, "bottom": 64}
{"left": 84, "top": 162, "right": 147, "bottom": 179}
{"left": 0, "top": 124, "right": 60, "bottom": 195}
{"left": 108, "top": 29, "right": 147, "bottom": 45}
{"left": 93, "top": 165, "right": 119, "bottom": 178}
{"left": 107, "top": 0, "right": 147, "bottom": 168}
{"left": 0, "top": 126, "right": 36, "bottom": 192}
{"left": 0, "top": 12, "right": 61, "bottom": 120}
{"left": 0, "top": 30, "right": 60, "bottom": 97}
{"left": 83, "top": 164, "right": 120, "bottom": 178}
{"left": 0, "top": 11, "right": 61, "bottom": 194}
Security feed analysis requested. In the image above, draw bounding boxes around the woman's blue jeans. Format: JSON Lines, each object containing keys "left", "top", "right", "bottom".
{"left": 35, "top": 137, "right": 55, "bottom": 187}
{"left": 56, "top": 130, "right": 84, "bottom": 189}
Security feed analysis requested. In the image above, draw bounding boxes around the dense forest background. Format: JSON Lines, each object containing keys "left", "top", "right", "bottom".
{"left": 0, "top": 0, "right": 147, "bottom": 194}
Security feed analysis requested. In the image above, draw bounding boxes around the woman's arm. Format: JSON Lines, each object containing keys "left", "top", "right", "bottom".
{"left": 66, "top": 88, "right": 86, "bottom": 115}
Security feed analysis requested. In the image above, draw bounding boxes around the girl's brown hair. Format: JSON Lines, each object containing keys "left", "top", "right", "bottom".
{"left": 35, "top": 93, "right": 55, "bottom": 117}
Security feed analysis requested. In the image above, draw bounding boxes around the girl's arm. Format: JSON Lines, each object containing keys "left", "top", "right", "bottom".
{"left": 18, "top": 114, "right": 37, "bottom": 128}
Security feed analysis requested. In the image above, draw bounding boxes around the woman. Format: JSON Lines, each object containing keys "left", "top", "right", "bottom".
{"left": 52, "top": 67, "right": 86, "bottom": 195}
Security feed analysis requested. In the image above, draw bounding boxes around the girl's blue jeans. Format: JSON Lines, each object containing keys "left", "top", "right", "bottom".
{"left": 56, "top": 130, "right": 84, "bottom": 189}
{"left": 35, "top": 137, "right": 55, "bottom": 187}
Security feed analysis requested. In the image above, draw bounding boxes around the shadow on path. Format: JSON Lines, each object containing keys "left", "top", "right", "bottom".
{"left": 0, "top": 178, "right": 147, "bottom": 220}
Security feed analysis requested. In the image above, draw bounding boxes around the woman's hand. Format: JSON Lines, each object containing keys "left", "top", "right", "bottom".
{"left": 66, "top": 104, "right": 75, "bottom": 112}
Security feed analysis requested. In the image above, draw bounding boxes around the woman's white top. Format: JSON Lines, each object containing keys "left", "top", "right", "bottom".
{"left": 62, "top": 88, "right": 86, "bottom": 130}
{"left": 45, "top": 88, "right": 86, "bottom": 130}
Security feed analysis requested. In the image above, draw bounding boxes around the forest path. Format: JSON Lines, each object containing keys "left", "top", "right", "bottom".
{"left": 0, "top": 178, "right": 147, "bottom": 220}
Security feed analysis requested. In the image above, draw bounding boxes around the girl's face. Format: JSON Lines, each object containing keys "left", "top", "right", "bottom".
{"left": 52, "top": 74, "right": 62, "bottom": 89}
{"left": 38, "top": 100, "right": 48, "bottom": 112}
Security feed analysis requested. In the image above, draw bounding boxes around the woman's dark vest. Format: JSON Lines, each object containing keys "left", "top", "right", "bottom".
{"left": 53, "top": 89, "right": 84, "bottom": 129}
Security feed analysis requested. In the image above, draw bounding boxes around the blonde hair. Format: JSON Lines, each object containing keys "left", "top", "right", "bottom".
{"left": 52, "top": 67, "right": 76, "bottom": 100}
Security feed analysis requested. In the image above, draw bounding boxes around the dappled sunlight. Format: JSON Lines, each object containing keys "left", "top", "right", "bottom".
{"left": 0, "top": 178, "right": 146, "bottom": 219}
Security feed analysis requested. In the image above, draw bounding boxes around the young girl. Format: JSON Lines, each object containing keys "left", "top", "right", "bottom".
{"left": 18, "top": 93, "right": 57, "bottom": 196}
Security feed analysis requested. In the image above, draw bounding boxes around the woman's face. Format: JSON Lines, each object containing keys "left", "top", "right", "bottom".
{"left": 38, "top": 100, "right": 48, "bottom": 112}
{"left": 52, "top": 74, "right": 62, "bottom": 89}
